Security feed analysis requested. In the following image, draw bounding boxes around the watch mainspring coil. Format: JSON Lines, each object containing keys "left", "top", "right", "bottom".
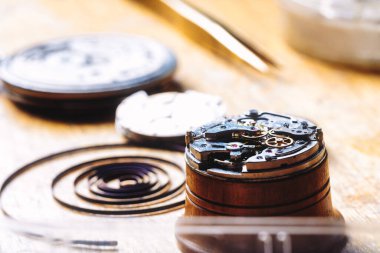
{"left": 184, "top": 109, "right": 341, "bottom": 218}
{"left": 0, "top": 144, "right": 185, "bottom": 221}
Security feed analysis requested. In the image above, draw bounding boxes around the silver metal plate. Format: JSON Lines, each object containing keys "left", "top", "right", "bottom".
{"left": 0, "top": 34, "right": 176, "bottom": 97}
{"left": 116, "top": 91, "right": 226, "bottom": 142}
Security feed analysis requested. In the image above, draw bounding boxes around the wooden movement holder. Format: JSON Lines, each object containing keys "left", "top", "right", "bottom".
{"left": 185, "top": 145, "right": 338, "bottom": 218}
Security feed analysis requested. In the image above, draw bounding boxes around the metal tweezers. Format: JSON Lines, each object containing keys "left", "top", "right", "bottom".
{"left": 136, "top": 0, "right": 278, "bottom": 73}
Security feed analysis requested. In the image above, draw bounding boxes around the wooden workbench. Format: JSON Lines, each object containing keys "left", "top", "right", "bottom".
{"left": 0, "top": 0, "right": 379, "bottom": 252}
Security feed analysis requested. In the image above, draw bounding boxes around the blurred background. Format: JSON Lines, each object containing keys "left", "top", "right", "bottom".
{"left": 0, "top": 0, "right": 379, "bottom": 252}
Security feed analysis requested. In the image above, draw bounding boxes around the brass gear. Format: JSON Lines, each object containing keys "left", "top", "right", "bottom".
{"left": 265, "top": 136, "right": 294, "bottom": 148}
{"left": 241, "top": 124, "right": 268, "bottom": 139}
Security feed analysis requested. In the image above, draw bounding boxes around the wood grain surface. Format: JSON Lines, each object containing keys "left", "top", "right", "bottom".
{"left": 0, "top": 0, "right": 379, "bottom": 252}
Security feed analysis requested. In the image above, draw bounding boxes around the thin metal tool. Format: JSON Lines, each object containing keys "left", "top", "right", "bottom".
{"left": 136, "top": 0, "right": 278, "bottom": 73}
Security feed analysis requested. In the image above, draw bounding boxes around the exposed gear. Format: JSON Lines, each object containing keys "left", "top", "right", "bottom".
{"left": 265, "top": 136, "right": 294, "bottom": 148}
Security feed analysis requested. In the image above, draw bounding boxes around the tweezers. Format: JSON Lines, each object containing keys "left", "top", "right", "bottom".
{"left": 136, "top": 0, "right": 278, "bottom": 73}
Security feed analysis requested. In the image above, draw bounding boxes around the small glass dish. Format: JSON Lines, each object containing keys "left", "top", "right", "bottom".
{"left": 278, "top": 0, "right": 380, "bottom": 70}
